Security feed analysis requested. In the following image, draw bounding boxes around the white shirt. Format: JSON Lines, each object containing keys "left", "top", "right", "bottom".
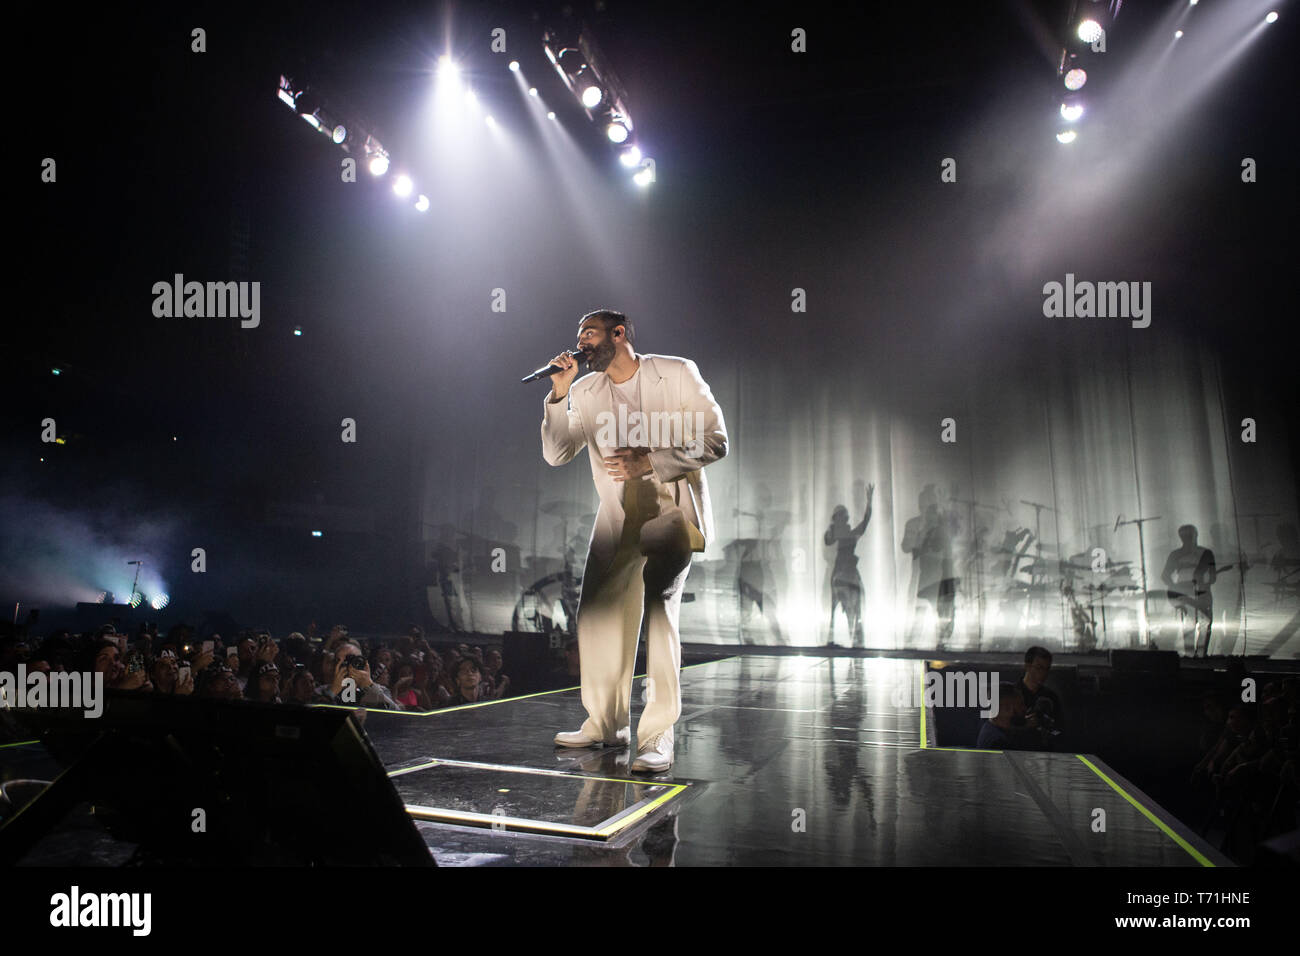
{"left": 603, "top": 364, "right": 674, "bottom": 520}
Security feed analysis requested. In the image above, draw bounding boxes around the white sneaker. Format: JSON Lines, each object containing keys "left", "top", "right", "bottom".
{"left": 554, "top": 726, "right": 631, "bottom": 748}
{"left": 631, "top": 729, "right": 674, "bottom": 772}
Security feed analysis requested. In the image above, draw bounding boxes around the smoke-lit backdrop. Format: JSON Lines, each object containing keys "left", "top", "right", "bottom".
{"left": 7, "top": 0, "right": 1297, "bottom": 655}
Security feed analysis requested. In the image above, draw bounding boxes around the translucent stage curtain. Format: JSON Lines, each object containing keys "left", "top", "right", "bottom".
{"left": 419, "top": 322, "right": 1296, "bottom": 655}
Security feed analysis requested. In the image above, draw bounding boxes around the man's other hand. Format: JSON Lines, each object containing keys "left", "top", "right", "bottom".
{"left": 605, "top": 447, "right": 652, "bottom": 482}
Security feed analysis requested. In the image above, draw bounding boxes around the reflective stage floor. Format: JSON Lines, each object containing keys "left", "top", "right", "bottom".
{"left": 350, "top": 655, "right": 1229, "bottom": 866}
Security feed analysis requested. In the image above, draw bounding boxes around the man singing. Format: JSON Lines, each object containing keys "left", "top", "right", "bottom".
{"left": 539, "top": 310, "right": 728, "bottom": 772}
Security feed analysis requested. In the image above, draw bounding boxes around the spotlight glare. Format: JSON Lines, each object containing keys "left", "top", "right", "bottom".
{"left": 606, "top": 121, "right": 629, "bottom": 143}
{"left": 1064, "top": 68, "right": 1087, "bottom": 91}
{"left": 485, "top": 114, "right": 496, "bottom": 127}
{"left": 369, "top": 154, "right": 390, "bottom": 176}
{"left": 332, "top": 124, "right": 347, "bottom": 144}
{"left": 151, "top": 593, "right": 170, "bottom": 610}
{"left": 581, "top": 85, "right": 603, "bottom": 108}
{"left": 528, "top": 87, "right": 538, "bottom": 97}
{"left": 437, "top": 55, "right": 459, "bottom": 79}
{"left": 1077, "top": 19, "right": 1103, "bottom": 43}
{"left": 464, "top": 89, "right": 477, "bottom": 106}
{"left": 1265, "top": 11, "right": 1278, "bottom": 23}
{"left": 1056, "top": 129, "right": 1078, "bottom": 144}
{"left": 415, "top": 194, "right": 430, "bottom": 212}
{"left": 619, "top": 145, "right": 642, "bottom": 166}
{"left": 1174, "top": 30, "right": 1183, "bottom": 39}
{"left": 508, "top": 60, "right": 520, "bottom": 72}
{"left": 1059, "top": 102, "right": 1084, "bottom": 122}
{"left": 547, "top": 111, "right": 556, "bottom": 119}
{"left": 393, "top": 174, "right": 413, "bottom": 198}
{"left": 633, "top": 166, "right": 653, "bottom": 187}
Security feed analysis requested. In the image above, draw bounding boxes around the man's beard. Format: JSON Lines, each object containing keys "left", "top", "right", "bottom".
{"left": 586, "top": 340, "right": 616, "bottom": 372}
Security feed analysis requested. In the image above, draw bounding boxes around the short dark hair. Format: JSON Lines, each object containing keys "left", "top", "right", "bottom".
{"left": 581, "top": 309, "right": 634, "bottom": 347}
{"left": 1024, "top": 646, "right": 1052, "bottom": 666}
{"left": 456, "top": 657, "right": 481, "bottom": 678}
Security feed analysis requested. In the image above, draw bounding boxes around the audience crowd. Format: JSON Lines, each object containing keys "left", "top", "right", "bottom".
{"left": 0, "top": 623, "right": 527, "bottom": 715}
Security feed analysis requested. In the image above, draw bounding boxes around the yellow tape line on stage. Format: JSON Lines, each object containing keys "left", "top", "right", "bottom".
{"left": 1075, "top": 754, "right": 1215, "bottom": 867}
{"left": 393, "top": 757, "right": 687, "bottom": 838}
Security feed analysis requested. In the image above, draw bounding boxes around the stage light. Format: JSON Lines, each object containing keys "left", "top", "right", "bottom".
{"left": 633, "top": 164, "right": 654, "bottom": 187}
{"left": 277, "top": 87, "right": 296, "bottom": 109}
{"left": 294, "top": 90, "right": 321, "bottom": 117}
{"left": 1266, "top": 11, "right": 1278, "bottom": 23}
{"left": 151, "top": 593, "right": 169, "bottom": 610}
{"left": 556, "top": 48, "right": 584, "bottom": 73}
{"left": 51, "top": 367, "right": 61, "bottom": 375}
{"left": 311, "top": 530, "right": 323, "bottom": 537}
{"left": 332, "top": 124, "right": 347, "bottom": 144}
{"left": 393, "top": 174, "right": 413, "bottom": 198}
{"left": 1077, "top": 19, "right": 1103, "bottom": 44}
{"left": 606, "top": 121, "right": 629, "bottom": 143}
{"left": 509, "top": 60, "right": 520, "bottom": 72}
{"left": 1060, "top": 100, "right": 1084, "bottom": 122}
{"left": 485, "top": 114, "right": 497, "bottom": 127}
{"left": 619, "top": 144, "right": 642, "bottom": 166}
{"left": 1174, "top": 30, "right": 1184, "bottom": 39}
{"left": 97, "top": 591, "right": 109, "bottom": 604}
{"left": 1064, "top": 68, "right": 1087, "bottom": 90}
{"left": 415, "top": 194, "right": 430, "bottom": 212}
{"left": 293, "top": 326, "right": 302, "bottom": 336}
{"left": 1056, "top": 129, "right": 1078, "bottom": 144}
{"left": 437, "top": 55, "right": 459, "bottom": 80}
{"left": 581, "top": 85, "right": 603, "bottom": 108}
{"left": 529, "top": 87, "right": 538, "bottom": 97}
{"left": 547, "top": 111, "right": 556, "bottom": 119}
{"left": 302, "top": 113, "right": 322, "bottom": 130}
{"left": 129, "top": 591, "right": 144, "bottom": 609}
{"left": 369, "top": 154, "right": 390, "bottom": 176}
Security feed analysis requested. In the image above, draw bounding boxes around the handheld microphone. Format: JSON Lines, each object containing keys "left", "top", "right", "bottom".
{"left": 521, "top": 350, "right": 586, "bottom": 383}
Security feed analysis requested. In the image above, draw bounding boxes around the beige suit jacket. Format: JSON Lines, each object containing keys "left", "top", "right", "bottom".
{"left": 541, "top": 353, "right": 728, "bottom": 565}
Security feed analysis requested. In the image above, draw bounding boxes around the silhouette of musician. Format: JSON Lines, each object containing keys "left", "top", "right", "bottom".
{"left": 824, "top": 483, "right": 873, "bottom": 647}
{"left": 902, "top": 484, "right": 958, "bottom": 650}
{"left": 1161, "top": 524, "right": 1216, "bottom": 657}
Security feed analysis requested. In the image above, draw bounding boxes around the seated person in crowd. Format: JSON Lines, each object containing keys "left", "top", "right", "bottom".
{"left": 322, "top": 640, "right": 400, "bottom": 709}
{"left": 977, "top": 682, "right": 1028, "bottom": 750}
{"left": 447, "top": 658, "right": 488, "bottom": 707}
{"left": 1014, "top": 645, "right": 1065, "bottom": 744}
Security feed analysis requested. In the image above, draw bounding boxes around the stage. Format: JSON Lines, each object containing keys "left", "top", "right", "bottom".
{"left": 340, "top": 654, "right": 1228, "bottom": 866}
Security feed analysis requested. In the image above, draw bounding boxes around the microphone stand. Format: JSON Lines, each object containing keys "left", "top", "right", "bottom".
{"left": 1238, "top": 511, "right": 1279, "bottom": 657}
{"left": 1115, "top": 516, "right": 1161, "bottom": 647}
{"left": 127, "top": 560, "right": 143, "bottom": 609}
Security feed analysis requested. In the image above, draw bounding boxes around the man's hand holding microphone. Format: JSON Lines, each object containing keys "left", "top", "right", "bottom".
{"left": 546, "top": 350, "right": 582, "bottom": 402}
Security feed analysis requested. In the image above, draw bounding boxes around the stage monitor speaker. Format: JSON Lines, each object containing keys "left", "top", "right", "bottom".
{"left": 1108, "top": 649, "right": 1180, "bottom": 693}
{"left": 1, "top": 691, "right": 434, "bottom": 867}
{"left": 503, "top": 630, "right": 558, "bottom": 694}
